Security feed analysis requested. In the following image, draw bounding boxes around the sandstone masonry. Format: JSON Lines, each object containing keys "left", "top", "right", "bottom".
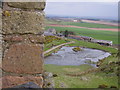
{"left": 1, "top": 2, "right": 45, "bottom": 88}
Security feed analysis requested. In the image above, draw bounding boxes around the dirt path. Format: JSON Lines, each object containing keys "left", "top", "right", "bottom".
{"left": 44, "top": 41, "right": 75, "bottom": 55}
{"left": 48, "top": 24, "right": 118, "bottom": 32}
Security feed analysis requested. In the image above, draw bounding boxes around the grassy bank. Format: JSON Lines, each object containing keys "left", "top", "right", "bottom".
{"left": 44, "top": 54, "right": 119, "bottom": 88}
{"left": 44, "top": 62, "right": 118, "bottom": 88}
{"left": 44, "top": 36, "right": 69, "bottom": 51}
{"left": 44, "top": 36, "right": 69, "bottom": 57}
{"left": 67, "top": 39, "right": 118, "bottom": 54}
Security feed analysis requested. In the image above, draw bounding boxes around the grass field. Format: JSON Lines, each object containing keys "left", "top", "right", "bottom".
{"left": 46, "top": 26, "right": 118, "bottom": 44}
{"left": 45, "top": 64, "right": 118, "bottom": 88}
{"left": 46, "top": 20, "right": 118, "bottom": 29}
{"left": 61, "top": 22, "right": 118, "bottom": 28}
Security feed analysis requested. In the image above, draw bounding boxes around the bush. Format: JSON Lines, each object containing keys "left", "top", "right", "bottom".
{"left": 110, "top": 86, "right": 117, "bottom": 88}
{"left": 98, "top": 84, "right": 108, "bottom": 88}
{"left": 72, "top": 47, "right": 82, "bottom": 52}
{"left": 44, "top": 36, "right": 61, "bottom": 44}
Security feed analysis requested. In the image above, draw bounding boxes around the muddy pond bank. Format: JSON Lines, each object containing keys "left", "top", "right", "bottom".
{"left": 44, "top": 46, "right": 111, "bottom": 67}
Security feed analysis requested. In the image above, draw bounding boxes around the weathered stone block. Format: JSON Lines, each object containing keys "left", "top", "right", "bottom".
{"left": 4, "top": 35, "right": 44, "bottom": 44}
{"left": 1, "top": 1, "right": 45, "bottom": 89}
{"left": 4, "top": 35, "right": 23, "bottom": 42}
{"left": 7, "top": 2, "right": 45, "bottom": 10}
{"left": 2, "top": 10, "right": 44, "bottom": 34}
{"left": 29, "top": 35, "right": 45, "bottom": 44}
{"left": 2, "top": 43, "right": 43, "bottom": 74}
{"left": 2, "top": 76, "right": 43, "bottom": 88}
{"left": 0, "top": 8, "right": 2, "bottom": 34}
{"left": 12, "top": 82, "right": 42, "bottom": 88}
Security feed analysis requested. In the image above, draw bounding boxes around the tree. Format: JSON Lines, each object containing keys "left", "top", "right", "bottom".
{"left": 64, "top": 30, "right": 69, "bottom": 37}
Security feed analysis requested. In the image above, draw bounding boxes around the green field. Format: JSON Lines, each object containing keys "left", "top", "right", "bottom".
{"left": 46, "top": 19, "right": 118, "bottom": 29}
{"left": 45, "top": 63, "right": 118, "bottom": 88}
{"left": 61, "top": 22, "right": 118, "bottom": 28}
{"left": 46, "top": 26, "right": 118, "bottom": 44}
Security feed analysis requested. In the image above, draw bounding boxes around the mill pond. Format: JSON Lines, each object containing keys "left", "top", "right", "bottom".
{"left": 44, "top": 46, "right": 111, "bottom": 67}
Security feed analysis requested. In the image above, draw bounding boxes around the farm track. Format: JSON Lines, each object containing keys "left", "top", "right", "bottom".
{"left": 44, "top": 41, "right": 75, "bottom": 55}
{"left": 48, "top": 24, "right": 118, "bottom": 32}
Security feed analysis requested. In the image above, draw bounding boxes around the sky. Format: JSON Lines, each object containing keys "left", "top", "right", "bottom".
{"left": 46, "top": 0, "right": 119, "bottom": 2}
{"left": 45, "top": 1, "right": 118, "bottom": 20}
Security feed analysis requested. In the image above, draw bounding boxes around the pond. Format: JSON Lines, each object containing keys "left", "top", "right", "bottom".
{"left": 44, "top": 46, "right": 111, "bottom": 67}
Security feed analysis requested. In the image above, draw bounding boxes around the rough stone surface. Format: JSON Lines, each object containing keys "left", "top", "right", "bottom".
{"left": 2, "top": 76, "right": 43, "bottom": 88}
{"left": 4, "top": 35, "right": 23, "bottom": 42}
{"left": 12, "top": 82, "right": 41, "bottom": 88}
{"left": 43, "top": 72, "right": 53, "bottom": 79}
{"left": 7, "top": 2, "right": 45, "bottom": 10}
{"left": 43, "top": 72, "right": 55, "bottom": 88}
{"left": 29, "top": 35, "right": 45, "bottom": 44}
{"left": 2, "top": 43, "right": 43, "bottom": 74}
{"left": 0, "top": 8, "right": 2, "bottom": 34}
{"left": 2, "top": 2, "right": 45, "bottom": 88}
{"left": 4, "top": 35, "right": 44, "bottom": 43}
{"left": 2, "top": 10, "right": 44, "bottom": 34}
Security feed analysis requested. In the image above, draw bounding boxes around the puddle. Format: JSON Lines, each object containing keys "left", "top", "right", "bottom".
{"left": 44, "top": 46, "right": 111, "bottom": 67}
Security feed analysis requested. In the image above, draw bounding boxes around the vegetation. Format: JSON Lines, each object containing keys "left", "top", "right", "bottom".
{"left": 44, "top": 36, "right": 62, "bottom": 44}
{"left": 44, "top": 36, "right": 69, "bottom": 51}
{"left": 46, "top": 26, "right": 118, "bottom": 44}
{"left": 44, "top": 48, "right": 60, "bottom": 57}
{"left": 68, "top": 39, "right": 117, "bottom": 54}
{"left": 44, "top": 36, "right": 70, "bottom": 57}
{"left": 64, "top": 30, "right": 69, "bottom": 37}
{"left": 44, "top": 63, "right": 118, "bottom": 88}
{"left": 72, "top": 47, "right": 82, "bottom": 52}
{"left": 44, "top": 20, "right": 119, "bottom": 88}
{"left": 44, "top": 37, "right": 119, "bottom": 88}
{"left": 61, "top": 30, "right": 75, "bottom": 36}
{"left": 60, "top": 21, "right": 118, "bottom": 29}
{"left": 46, "top": 19, "right": 118, "bottom": 28}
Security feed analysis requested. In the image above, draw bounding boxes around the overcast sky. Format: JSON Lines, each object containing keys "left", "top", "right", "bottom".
{"left": 45, "top": 1, "right": 118, "bottom": 20}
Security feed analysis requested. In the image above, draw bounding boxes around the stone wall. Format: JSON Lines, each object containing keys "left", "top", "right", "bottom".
{"left": 1, "top": 2, "right": 45, "bottom": 88}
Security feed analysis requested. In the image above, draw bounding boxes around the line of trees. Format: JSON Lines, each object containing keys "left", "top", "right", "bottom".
{"left": 60, "top": 30, "right": 75, "bottom": 37}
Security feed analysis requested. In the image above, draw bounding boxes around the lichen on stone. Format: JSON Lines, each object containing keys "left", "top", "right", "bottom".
{"left": 3, "top": 11, "right": 10, "bottom": 17}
